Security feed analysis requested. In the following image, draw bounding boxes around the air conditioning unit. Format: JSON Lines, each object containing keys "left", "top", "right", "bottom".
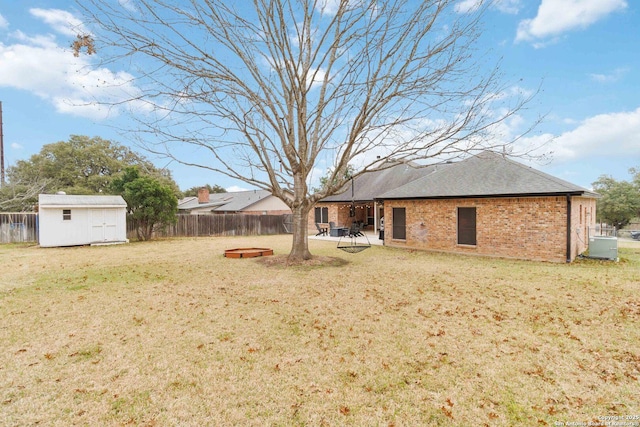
{"left": 588, "top": 236, "right": 618, "bottom": 260}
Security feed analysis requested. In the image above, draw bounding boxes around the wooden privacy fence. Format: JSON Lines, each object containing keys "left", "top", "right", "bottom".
{"left": 0, "top": 213, "right": 289, "bottom": 244}
{"left": 127, "top": 214, "right": 289, "bottom": 239}
{"left": 0, "top": 213, "right": 38, "bottom": 243}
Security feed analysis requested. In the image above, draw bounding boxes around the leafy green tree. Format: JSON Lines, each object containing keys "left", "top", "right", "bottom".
{"left": 632, "top": 167, "right": 640, "bottom": 189}
{"left": 312, "top": 165, "right": 355, "bottom": 194}
{"left": 1, "top": 135, "right": 179, "bottom": 212}
{"left": 111, "top": 167, "right": 178, "bottom": 241}
{"left": 181, "top": 184, "right": 226, "bottom": 198}
{"left": 592, "top": 174, "right": 640, "bottom": 228}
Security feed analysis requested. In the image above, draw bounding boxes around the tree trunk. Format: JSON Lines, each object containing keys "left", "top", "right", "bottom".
{"left": 288, "top": 203, "right": 312, "bottom": 261}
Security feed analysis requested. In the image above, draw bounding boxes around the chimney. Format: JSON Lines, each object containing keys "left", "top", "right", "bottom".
{"left": 197, "top": 187, "right": 210, "bottom": 204}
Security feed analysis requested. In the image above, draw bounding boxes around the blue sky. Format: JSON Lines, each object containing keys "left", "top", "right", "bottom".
{"left": 0, "top": 0, "right": 638, "bottom": 192}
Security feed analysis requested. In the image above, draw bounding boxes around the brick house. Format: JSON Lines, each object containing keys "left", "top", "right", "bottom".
{"left": 377, "top": 152, "right": 598, "bottom": 262}
{"left": 309, "top": 161, "right": 437, "bottom": 234}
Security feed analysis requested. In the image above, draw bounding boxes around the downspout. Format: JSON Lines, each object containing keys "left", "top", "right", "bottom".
{"left": 566, "top": 195, "right": 572, "bottom": 263}
{"left": 373, "top": 201, "right": 378, "bottom": 233}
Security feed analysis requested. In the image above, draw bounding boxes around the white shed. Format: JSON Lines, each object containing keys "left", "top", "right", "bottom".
{"left": 38, "top": 194, "right": 128, "bottom": 247}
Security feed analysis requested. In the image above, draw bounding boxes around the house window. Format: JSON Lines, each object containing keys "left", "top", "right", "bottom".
{"left": 392, "top": 207, "right": 406, "bottom": 240}
{"left": 62, "top": 209, "right": 72, "bottom": 221}
{"left": 580, "top": 204, "right": 583, "bottom": 224}
{"left": 314, "top": 206, "right": 328, "bottom": 223}
{"left": 457, "top": 207, "right": 476, "bottom": 245}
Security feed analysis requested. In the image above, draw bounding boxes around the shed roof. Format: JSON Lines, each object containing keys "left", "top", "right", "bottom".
{"left": 377, "top": 151, "right": 598, "bottom": 200}
{"left": 39, "top": 194, "right": 127, "bottom": 207}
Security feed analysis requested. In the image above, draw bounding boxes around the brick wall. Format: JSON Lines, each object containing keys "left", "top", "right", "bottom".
{"left": 307, "top": 202, "right": 368, "bottom": 231}
{"left": 383, "top": 196, "right": 596, "bottom": 263}
{"left": 570, "top": 196, "right": 597, "bottom": 259}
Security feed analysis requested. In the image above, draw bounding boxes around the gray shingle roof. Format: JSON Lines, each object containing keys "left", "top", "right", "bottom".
{"left": 377, "top": 151, "right": 598, "bottom": 200}
{"left": 321, "top": 161, "right": 440, "bottom": 202}
{"left": 39, "top": 194, "right": 127, "bottom": 207}
{"left": 178, "top": 190, "right": 274, "bottom": 212}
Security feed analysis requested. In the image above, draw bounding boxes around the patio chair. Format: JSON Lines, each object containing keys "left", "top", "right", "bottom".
{"left": 315, "top": 223, "right": 328, "bottom": 236}
{"left": 348, "top": 221, "right": 364, "bottom": 237}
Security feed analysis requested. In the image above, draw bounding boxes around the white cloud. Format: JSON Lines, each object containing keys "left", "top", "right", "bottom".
{"left": 0, "top": 13, "right": 8, "bottom": 29}
{"left": 307, "top": 67, "right": 327, "bottom": 89}
{"left": 119, "top": 0, "right": 138, "bottom": 12}
{"left": 0, "top": 27, "right": 146, "bottom": 120}
{"left": 9, "top": 29, "right": 58, "bottom": 49}
{"left": 516, "top": 0, "right": 627, "bottom": 44}
{"left": 493, "top": 0, "right": 521, "bottom": 14}
{"left": 316, "top": 0, "right": 341, "bottom": 15}
{"left": 455, "top": 0, "right": 482, "bottom": 14}
{"left": 588, "top": 67, "right": 628, "bottom": 83}
{"left": 29, "top": 8, "right": 90, "bottom": 37}
{"left": 11, "top": 143, "right": 23, "bottom": 150}
{"left": 523, "top": 107, "right": 640, "bottom": 162}
{"left": 315, "top": 0, "right": 374, "bottom": 16}
{"left": 455, "top": 0, "right": 520, "bottom": 14}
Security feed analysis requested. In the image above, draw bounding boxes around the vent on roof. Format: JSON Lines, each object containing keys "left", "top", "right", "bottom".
{"left": 56, "top": 191, "right": 66, "bottom": 195}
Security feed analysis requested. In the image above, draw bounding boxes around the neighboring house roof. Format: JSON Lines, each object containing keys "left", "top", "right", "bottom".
{"left": 178, "top": 190, "right": 279, "bottom": 212}
{"left": 39, "top": 194, "right": 127, "bottom": 207}
{"left": 377, "top": 151, "right": 599, "bottom": 200}
{"left": 321, "top": 161, "right": 442, "bottom": 202}
{"left": 178, "top": 195, "right": 227, "bottom": 211}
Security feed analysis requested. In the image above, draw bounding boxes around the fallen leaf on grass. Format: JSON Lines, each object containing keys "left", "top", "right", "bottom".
{"left": 441, "top": 406, "right": 454, "bottom": 419}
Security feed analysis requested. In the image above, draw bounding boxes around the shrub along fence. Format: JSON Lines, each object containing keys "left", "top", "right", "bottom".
{"left": 0, "top": 213, "right": 38, "bottom": 244}
{"left": 127, "top": 214, "right": 289, "bottom": 240}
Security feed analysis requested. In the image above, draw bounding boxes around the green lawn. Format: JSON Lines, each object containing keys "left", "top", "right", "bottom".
{"left": 1, "top": 236, "right": 639, "bottom": 426}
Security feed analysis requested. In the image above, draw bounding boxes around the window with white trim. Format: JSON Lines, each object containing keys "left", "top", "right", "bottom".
{"left": 314, "top": 206, "right": 328, "bottom": 223}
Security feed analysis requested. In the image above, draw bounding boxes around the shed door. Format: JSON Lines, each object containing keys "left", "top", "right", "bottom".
{"left": 91, "top": 209, "right": 118, "bottom": 242}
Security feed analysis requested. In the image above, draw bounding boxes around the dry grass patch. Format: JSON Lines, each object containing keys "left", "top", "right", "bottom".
{"left": 1, "top": 235, "right": 639, "bottom": 426}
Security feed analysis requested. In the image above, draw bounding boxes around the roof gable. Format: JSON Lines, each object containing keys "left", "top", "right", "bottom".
{"left": 321, "top": 161, "right": 438, "bottom": 202}
{"left": 378, "top": 151, "right": 598, "bottom": 199}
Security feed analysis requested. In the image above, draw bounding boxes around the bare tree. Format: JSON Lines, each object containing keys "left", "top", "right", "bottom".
{"left": 0, "top": 179, "right": 50, "bottom": 212}
{"left": 80, "top": 0, "right": 542, "bottom": 261}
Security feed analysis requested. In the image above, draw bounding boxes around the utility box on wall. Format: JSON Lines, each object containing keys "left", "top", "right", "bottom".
{"left": 588, "top": 236, "right": 618, "bottom": 260}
